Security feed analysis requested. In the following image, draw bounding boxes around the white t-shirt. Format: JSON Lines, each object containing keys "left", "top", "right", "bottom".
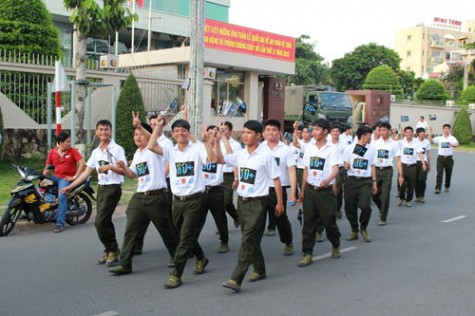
{"left": 129, "top": 147, "right": 167, "bottom": 192}
{"left": 339, "top": 133, "right": 353, "bottom": 146}
{"left": 343, "top": 142, "right": 376, "bottom": 178}
{"left": 167, "top": 141, "right": 208, "bottom": 196}
{"left": 432, "top": 135, "right": 458, "bottom": 156}
{"left": 416, "top": 120, "right": 429, "bottom": 130}
{"left": 296, "top": 138, "right": 315, "bottom": 169}
{"left": 261, "top": 140, "right": 297, "bottom": 187}
{"left": 157, "top": 134, "right": 174, "bottom": 178}
{"left": 372, "top": 137, "right": 400, "bottom": 167}
{"left": 399, "top": 138, "right": 422, "bottom": 165}
{"left": 304, "top": 141, "right": 342, "bottom": 186}
{"left": 415, "top": 138, "right": 431, "bottom": 162}
{"left": 224, "top": 144, "right": 281, "bottom": 197}
{"left": 202, "top": 159, "right": 224, "bottom": 186}
{"left": 220, "top": 137, "right": 242, "bottom": 173}
{"left": 87, "top": 140, "right": 125, "bottom": 185}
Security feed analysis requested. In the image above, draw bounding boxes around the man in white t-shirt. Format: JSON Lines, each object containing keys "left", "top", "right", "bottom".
{"left": 148, "top": 118, "right": 217, "bottom": 289}
{"left": 416, "top": 116, "right": 429, "bottom": 131}
{"left": 219, "top": 120, "right": 283, "bottom": 293}
{"left": 415, "top": 127, "right": 431, "bottom": 203}
{"left": 62, "top": 120, "right": 125, "bottom": 267}
{"left": 109, "top": 122, "right": 178, "bottom": 275}
{"left": 430, "top": 123, "right": 459, "bottom": 193}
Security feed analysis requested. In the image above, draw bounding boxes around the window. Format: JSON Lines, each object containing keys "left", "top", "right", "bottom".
{"left": 406, "top": 51, "right": 411, "bottom": 57}
{"left": 407, "top": 35, "right": 412, "bottom": 41}
{"left": 210, "top": 71, "right": 245, "bottom": 117}
{"left": 422, "top": 50, "right": 424, "bottom": 56}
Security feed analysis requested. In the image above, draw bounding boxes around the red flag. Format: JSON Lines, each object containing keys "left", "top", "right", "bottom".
{"left": 136, "top": 0, "right": 144, "bottom": 8}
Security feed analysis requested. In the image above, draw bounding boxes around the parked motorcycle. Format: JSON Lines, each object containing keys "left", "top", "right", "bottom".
{"left": 0, "top": 164, "right": 96, "bottom": 237}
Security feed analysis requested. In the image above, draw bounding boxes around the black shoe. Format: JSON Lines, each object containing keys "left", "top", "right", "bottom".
{"left": 435, "top": 188, "right": 441, "bottom": 194}
{"left": 109, "top": 264, "right": 132, "bottom": 275}
{"left": 234, "top": 219, "right": 240, "bottom": 228}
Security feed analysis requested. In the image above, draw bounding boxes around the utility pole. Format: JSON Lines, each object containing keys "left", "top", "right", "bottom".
{"left": 188, "top": 0, "right": 205, "bottom": 138}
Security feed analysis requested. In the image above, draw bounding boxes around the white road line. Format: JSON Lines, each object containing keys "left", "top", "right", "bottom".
{"left": 441, "top": 215, "right": 467, "bottom": 223}
{"left": 312, "top": 246, "right": 358, "bottom": 261}
{"left": 93, "top": 311, "right": 119, "bottom": 316}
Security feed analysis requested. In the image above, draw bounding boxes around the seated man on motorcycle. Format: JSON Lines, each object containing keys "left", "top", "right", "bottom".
{"left": 43, "top": 132, "right": 85, "bottom": 233}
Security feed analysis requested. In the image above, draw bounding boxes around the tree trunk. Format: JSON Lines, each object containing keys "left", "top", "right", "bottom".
{"left": 75, "top": 33, "right": 87, "bottom": 144}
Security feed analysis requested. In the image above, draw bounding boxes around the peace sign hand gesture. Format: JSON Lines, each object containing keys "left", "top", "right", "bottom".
{"left": 132, "top": 111, "right": 141, "bottom": 128}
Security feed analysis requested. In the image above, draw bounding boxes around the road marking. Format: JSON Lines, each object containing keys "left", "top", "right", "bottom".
{"left": 94, "top": 312, "right": 119, "bottom": 316}
{"left": 312, "top": 246, "right": 358, "bottom": 261}
{"left": 441, "top": 215, "right": 467, "bottom": 223}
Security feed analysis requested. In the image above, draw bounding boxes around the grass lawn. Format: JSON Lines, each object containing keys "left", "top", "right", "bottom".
{"left": 456, "top": 142, "right": 475, "bottom": 152}
{"left": 0, "top": 158, "right": 136, "bottom": 217}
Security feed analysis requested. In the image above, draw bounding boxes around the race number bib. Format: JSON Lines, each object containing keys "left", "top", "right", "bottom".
{"left": 309, "top": 157, "right": 325, "bottom": 171}
{"left": 403, "top": 148, "right": 414, "bottom": 156}
{"left": 240, "top": 167, "right": 256, "bottom": 185}
{"left": 441, "top": 142, "right": 450, "bottom": 149}
{"left": 353, "top": 158, "right": 369, "bottom": 170}
{"left": 377, "top": 149, "right": 389, "bottom": 159}
{"left": 353, "top": 144, "right": 368, "bottom": 157}
{"left": 136, "top": 162, "right": 150, "bottom": 177}
{"left": 202, "top": 162, "right": 217, "bottom": 174}
{"left": 175, "top": 161, "right": 195, "bottom": 177}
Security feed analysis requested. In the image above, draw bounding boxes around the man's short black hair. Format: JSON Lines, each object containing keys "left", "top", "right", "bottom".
{"left": 342, "top": 124, "right": 352, "bottom": 131}
{"left": 207, "top": 125, "right": 217, "bottom": 131}
{"left": 171, "top": 119, "right": 190, "bottom": 131}
{"left": 57, "top": 132, "right": 70, "bottom": 144}
{"left": 263, "top": 119, "right": 281, "bottom": 131}
{"left": 443, "top": 123, "right": 451, "bottom": 129}
{"left": 243, "top": 120, "right": 263, "bottom": 134}
{"left": 379, "top": 122, "right": 391, "bottom": 130}
{"left": 312, "top": 118, "right": 330, "bottom": 133}
{"left": 404, "top": 126, "right": 413, "bottom": 132}
{"left": 372, "top": 123, "right": 380, "bottom": 131}
{"left": 96, "top": 119, "right": 112, "bottom": 129}
{"left": 221, "top": 121, "right": 233, "bottom": 131}
{"left": 330, "top": 122, "right": 341, "bottom": 131}
{"left": 416, "top": 127, "right": 425, "bottom": 135}
{"left": 356, "top": 126, "right": 372, "bottom": 139}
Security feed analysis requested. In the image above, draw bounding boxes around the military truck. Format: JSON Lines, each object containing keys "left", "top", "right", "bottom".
{"left": 284, "top": 85, "right": 353, "bottom": 132}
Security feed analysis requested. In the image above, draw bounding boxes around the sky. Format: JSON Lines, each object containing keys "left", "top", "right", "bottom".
{"left": 229, "top": 0, "right": 475, "bottom": 63}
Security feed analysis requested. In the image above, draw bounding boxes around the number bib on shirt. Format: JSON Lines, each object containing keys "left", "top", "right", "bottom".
{"left": 240, "top": 167, "right": 256, "bottom": 185}
{"left": 353, "top": 158, "right": 369, "bottom": 170}
{"left": 441, "top": 142, "right": 450, "bottom": 149}
{"left": 377, "top": 149, "right": 389, "bottom": 159}
{"left": 353, "top": 144, "right": 368, "bottom": 157}
{"left": 274, "top": 157, "right": 280, "bottom": 166}
{"left": 136, "top": 161, "right": 151, "bottom": 190}
{"left": 404, "top": 148, "right": 414, "bottom": 156}
{"left": 202, "top": 162, "right": 218, "bottom": 181}
{"left": 176, "top": 161, "right": 194, "bottom": 177}
{"left": 309, "top": 157, "right": 325, "bottom": 171}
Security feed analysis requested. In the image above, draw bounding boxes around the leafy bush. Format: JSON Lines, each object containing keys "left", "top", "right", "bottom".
{"left": 115, "top": 74, "right": 146, "bottom": 161}
{"left": 415, "top": 79, "right": 451, "bottom": 101}
{"left": 458, "top": 86, "right": 475, "bottom": 105}
{"left": 363, "top": 65, "right": 403, "bottom": 96}
{"left": 453, "top": 108, "right": 473, "bottom": 145}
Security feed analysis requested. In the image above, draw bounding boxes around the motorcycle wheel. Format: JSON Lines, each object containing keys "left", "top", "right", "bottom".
{"left": 66, "top": 192, "right": 92, "bottom": 226}
{"left": 0, "top": 206, "right": 23, "bottom": 237}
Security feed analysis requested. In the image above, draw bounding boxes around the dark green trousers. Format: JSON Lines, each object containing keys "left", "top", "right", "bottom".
{"left": 196, "top": 186, "right": 229, "bottom": 244}
{"left": 96, "top": 184, "right": 122, "bottom": 252}
{"left": 344, "top": 177, "right": 373, "bottom": 232}
{"left": 436, "top": 156, "right": 454, "bottom": 190}
{"left": 120, "top": 191, "right": 178, "bottom": 268}
{"left": 302, "top": 187, "right": 341, "bottom": 255}
{"left": 415, "top": 161, "right": 428, "bottom": 198}
{"left": 265, "top": 188, "right": 292, "bottom": 244}
{"left": 372, "top": 167, "right": 393, "bottom": 221}
{"left": 297, "top": 168, "right": 304, "bottom": 194}
{"left": 172, "top": 196, "right": 206, "bottom": 277}
{"left": 231, "top": 197, "right": 267, "bottom": 285}
{"left": 222, "top": 173, "right": 239, "bottom": 222}
{"left": 399, "top": 164, "right": 416, "bottom": 202}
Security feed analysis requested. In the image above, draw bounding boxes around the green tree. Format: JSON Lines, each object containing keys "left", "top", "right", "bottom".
{"left": 64, "top": 0, "right": 135, "bottom": 143}
{"left": 0, "top": 104, "right": 4, "bottom": 159}
{"left": 363, "top": 65, "right": 403, "bottom": 96}
{"left": 441, "top": 64, "right": 474, "bottom": 101}
{"left": 415, "top": 79, "right": 451, "bottom": 102}
{"left": 398, "top": 70, "right": 416, "bottom": 99}
{"left": 453, "top": 108, "right": 472, "bottom": 145}
{"left": 286, "top": 35, "right": 328, "bottom": 85}
{"left": 458, "top": 86, "right": 475, "bottom": 105}
{"left": 330, "top": 43, "right": 401, "bottom": 91}
{"left": 115, "top": 74, "right": 146, "bottom": 160}
{"left": 0, "top": 0, "right": 61, "bottom": 56}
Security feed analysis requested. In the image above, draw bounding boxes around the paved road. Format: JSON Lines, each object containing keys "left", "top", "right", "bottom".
{"left": 1, "top": 150, "right": 475, "bottom": 316}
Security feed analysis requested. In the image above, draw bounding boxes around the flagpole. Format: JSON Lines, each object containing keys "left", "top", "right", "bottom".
{"left": 147, "top": 0, "right": 152, "bottom": 51}
{"left": 131, "top": 0, "right": 135, "bottom": 54}
{"left": 55, "top": 61, "right": 62, "bottom": 135}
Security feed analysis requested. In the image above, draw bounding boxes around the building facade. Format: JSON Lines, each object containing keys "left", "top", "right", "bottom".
{"left": 395, "top": 18, "right": 475, "bottom": 78}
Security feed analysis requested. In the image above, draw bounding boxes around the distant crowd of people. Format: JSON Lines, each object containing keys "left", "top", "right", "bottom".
{"left": 43, "top": 110, "right": 459, "bottom": 292}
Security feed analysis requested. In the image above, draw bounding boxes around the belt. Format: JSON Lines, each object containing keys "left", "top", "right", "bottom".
{"left": 438, "top": 155, "right": 452, "bottom": 158}
{"left": 138, "top": 188, "right": 167, "bottom": 196}
{"left": 98, "top": 184, "right": 121, "bottom": 188}
{"left": 269, "top": 186, "right": 290, "bottom": 191}
{"left": 402, "top": 163, "right": 416, "bottom": 167}
{"left": 205, "top": 185, "right": 222, "bottom": 192}
{"left": 376, "top": 166, "right": 392, "bottom": 170}
{"left": 173, "top": 192, "right": 201, "bottom": 202}
{"left": 307, "top": 183, "right": 332, "bottom": 191}
{"left": 223, "top": 172, "right": 234, "bottom": 175}
{"left": 348, "top": 176, "right": 371, "bottom": 180}
{"left": 238, "top": 196, "right": 266, "bottom": 202}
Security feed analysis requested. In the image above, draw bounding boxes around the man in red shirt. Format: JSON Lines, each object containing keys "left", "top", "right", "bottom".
{"left": 43, "top": 132, "right": 85, "bottom": 233}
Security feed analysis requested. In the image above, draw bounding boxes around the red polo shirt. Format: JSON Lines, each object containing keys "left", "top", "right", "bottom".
{"left": 46, "top": 147, "right": 83, "bottom": 179}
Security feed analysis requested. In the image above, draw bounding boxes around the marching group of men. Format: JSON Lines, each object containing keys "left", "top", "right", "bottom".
{"left": 50, "top": 111, "right": 458, "bottom": 293}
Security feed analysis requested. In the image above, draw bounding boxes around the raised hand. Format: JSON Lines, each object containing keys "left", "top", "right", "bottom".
{"left": 132, "top": 111, "right": 141, "bottom": 128}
